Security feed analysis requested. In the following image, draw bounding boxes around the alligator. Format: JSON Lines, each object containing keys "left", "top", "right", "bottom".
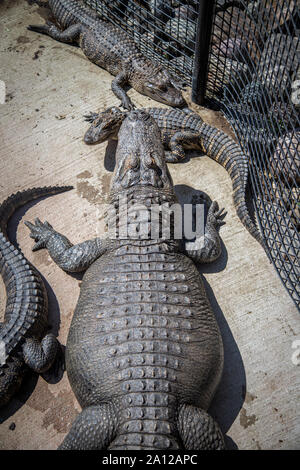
{"left": 83, "top": 105, "right": 265, "bottom": 250}
{"left": 26, "top": 110, "right": 226, "bottom": 450}
{"left": 27, "top": 0, "right": 185, "bottom": 110}
{"left": 0, "top": 186, "right": 72, "bottom": 408}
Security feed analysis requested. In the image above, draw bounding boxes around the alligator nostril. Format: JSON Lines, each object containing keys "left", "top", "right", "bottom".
{"left": 144, "top": 155, "right": 157, "bottom": 169}
{"left": 128, "top": 110, "right": 150, "bottom": 121}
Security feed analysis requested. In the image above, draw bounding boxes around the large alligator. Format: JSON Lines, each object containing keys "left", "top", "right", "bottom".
{"left": 28, "top": 0, "right": 185, "bottom": 110}
{"left": 0, "top": 186, "right": 72, "bottom": 407}
{"left": 26, "top": 110, "right": 226, "bottom": 450}
{"left": 84, "top": 105, "right": 265, "bottom": 250}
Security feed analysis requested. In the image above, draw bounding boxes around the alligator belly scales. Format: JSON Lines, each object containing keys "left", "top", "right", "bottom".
{"left": 67, "top": 247, "right": 223, "bottom": 449}
{"left": 25, "top": 111, "right": 226, "bottom": 449}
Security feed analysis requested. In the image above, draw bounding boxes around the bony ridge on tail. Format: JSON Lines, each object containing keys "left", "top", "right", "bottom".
{"left": 26, "top": 110, "right": 226, "bottom": 450}
{"left": 0, "top": 185, "right": 72, "bottom": 407}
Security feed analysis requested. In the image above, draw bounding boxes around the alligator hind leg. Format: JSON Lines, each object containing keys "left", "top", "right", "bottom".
{"left": 166, "top": 131, "right": 199, "bottom": 163}
{"left": 22, "top": 333, "right": 59, "bottom": 373}
{"left": 28, "top": 22, "right": 82, "bottom": 45}
{"left": 178, "top": 404, "right": 225, "bottom": 450}
{"left": 58, "top": 405, "right": 117, "bottom": 450}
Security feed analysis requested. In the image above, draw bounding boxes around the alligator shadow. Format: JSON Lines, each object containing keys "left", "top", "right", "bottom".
{"left": 104, "top": 138, "right": 117, "bottom": 172}
{"left": 0, "top": 196, "right": 66, "bottom": 422}
{"left": 204, "top": 278, "right": 245, "bottom": 450}
{"left": 175, "top": 184, "right": 246, "bottom": 450}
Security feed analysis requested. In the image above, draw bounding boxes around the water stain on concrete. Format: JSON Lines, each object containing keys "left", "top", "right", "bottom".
{"left": 17, "top": 36, "right": 30, "bottom": 44}
{"left": 77, "top": 170, "right": 92, "bottom": 179}
{"left": 76, "top": 181, "right": 103, "bottom": 204}
{"left": 240, "top": 408, "right": 258, "bottom": 429}
{"left": 27, "top": 380, "right": 77, "bottom": 434}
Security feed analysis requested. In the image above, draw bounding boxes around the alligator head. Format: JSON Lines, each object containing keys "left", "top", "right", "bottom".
{"left": 84, "top": 106, "right": 126, "bottom": 144}
{"left": 133, "top": 66, "right": 186, "bottom": 108}
{"left": 110, "top": 110, "right": 174, "bottom": 194}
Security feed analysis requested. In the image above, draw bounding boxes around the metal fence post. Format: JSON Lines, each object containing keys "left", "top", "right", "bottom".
{"left": 192, "top": 0, "right": 216, "bottom": 105}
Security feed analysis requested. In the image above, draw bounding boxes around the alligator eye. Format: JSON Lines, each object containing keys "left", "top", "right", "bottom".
{"left": 158, "top": 84, "right": 167, "bottom": 92}
{"left": 102, "top": 121, "right": 114, "bottom": 130}
{"left": 94, "top": 117, "right": 103, "bottom": 127}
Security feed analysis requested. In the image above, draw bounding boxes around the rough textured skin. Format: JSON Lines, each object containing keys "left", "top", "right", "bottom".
{"left": 27, "top": 0, "right": 185, "bottom": 110}
{"left": 0, "top": 186, "right": 72, "bottom": 407}
{"left": 26, "top": 111, "right": 226, "bottom": 450}
{"left": 84, "top": 106, "right": 265, "bottom": 250}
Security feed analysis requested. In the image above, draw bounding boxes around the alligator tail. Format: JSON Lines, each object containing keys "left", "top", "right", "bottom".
{"left": 48, "top": 0, "right": 98, "bottom": 29}
{"left": 198, "top": 122, "right": 267, "bottom": 252}
{"left": 0, "top": 186, "right": 73, "bottom": 357}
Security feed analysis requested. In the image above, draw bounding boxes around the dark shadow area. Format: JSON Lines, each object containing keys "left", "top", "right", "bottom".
{"left": 42, "top": 343, "right": 66, "bottom": 384}
{"left": 104, "top": 139, "right": 117, "bottom": 172}
{"left": 204, "top": 276, "right": 246, "bottom": 450}
{"left": 0, "top": 371, "right": 38, "bottom": 425}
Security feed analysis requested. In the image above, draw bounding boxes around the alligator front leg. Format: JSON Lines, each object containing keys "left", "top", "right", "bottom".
{"left": 178, "top": 404, "right": 225, "bottom": 450}
{"left": 111, "top": 72, "right": 135, "bottom": 111}
{"left": 28, "top": 22, "right": 82, "bottom": 45}
{"left": 166, "top": 131, "right": 199, "bottom": 163}
{"left": 25, "top": 218, "right": 108, "bottom": 272}
{"left": 184, "top": 201, "right": 226, "bottom": 264}
{"left": 58, "top": 404, "right": 117, "bottom": 450}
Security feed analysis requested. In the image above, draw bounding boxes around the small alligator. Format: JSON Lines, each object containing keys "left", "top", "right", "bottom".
{"left": 26, "top": 110, "right": 226, "bottom": 450}
{"left": 83, "top": 105, "right": 265, "bottom": 250}
{"left": 0, "top": 186, "right": 72, "bottom": 408}
{"left": 28, "top": 0, "right": 185, "bottom": 110}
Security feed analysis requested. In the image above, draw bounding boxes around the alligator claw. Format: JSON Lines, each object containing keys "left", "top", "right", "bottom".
{"left": 25, "top": 219, "right": 54, "bottom": 251}
{"left": 121, "top": 98, "right": 135, "bottom": 111}
{"left": 28, "top": 24, "right": 50, "bottom": 34}
{"left": 32, "top": 240, "right": 46, "bottom": 251}
{"left": 83, "top": 112, "right": 99, "bottom": 122}
{"left": 207, "top": 201, "right": 227, "bottom": 227}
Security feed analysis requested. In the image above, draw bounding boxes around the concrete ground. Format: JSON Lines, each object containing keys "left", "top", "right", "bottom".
{"left": 0, "top": 0, "right": 299, "bottom": 450}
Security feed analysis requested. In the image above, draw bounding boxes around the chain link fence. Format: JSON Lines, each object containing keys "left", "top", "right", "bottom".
{"left": 84, "top": 0, "right": 300, "bottom": 308}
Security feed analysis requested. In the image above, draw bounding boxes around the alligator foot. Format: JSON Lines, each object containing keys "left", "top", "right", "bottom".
{"left": 22, "top": 333, "right": 59, "bottom": 374}
{"left": 83, "top": 112, "right": 99, "bottom": 123}
{"left": 25, "top": 218, "right": 56, "bottom": 251}
{"left": 120, "top": 96, "right": 135, "bottom": 111}
{"left": 28, "top": 22, "right": 82, "bottom": 44}
{"left": 178, "top": 404, "right": 226, "bottom": 450}
{"left": 28, "top": 20, "right": 54, "bottom": 35}
{"left": 207, "top": 201, "right": 227, "bottom": 229}
{"left": 58, "top": 404, "right": 117, "bottom": 450}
